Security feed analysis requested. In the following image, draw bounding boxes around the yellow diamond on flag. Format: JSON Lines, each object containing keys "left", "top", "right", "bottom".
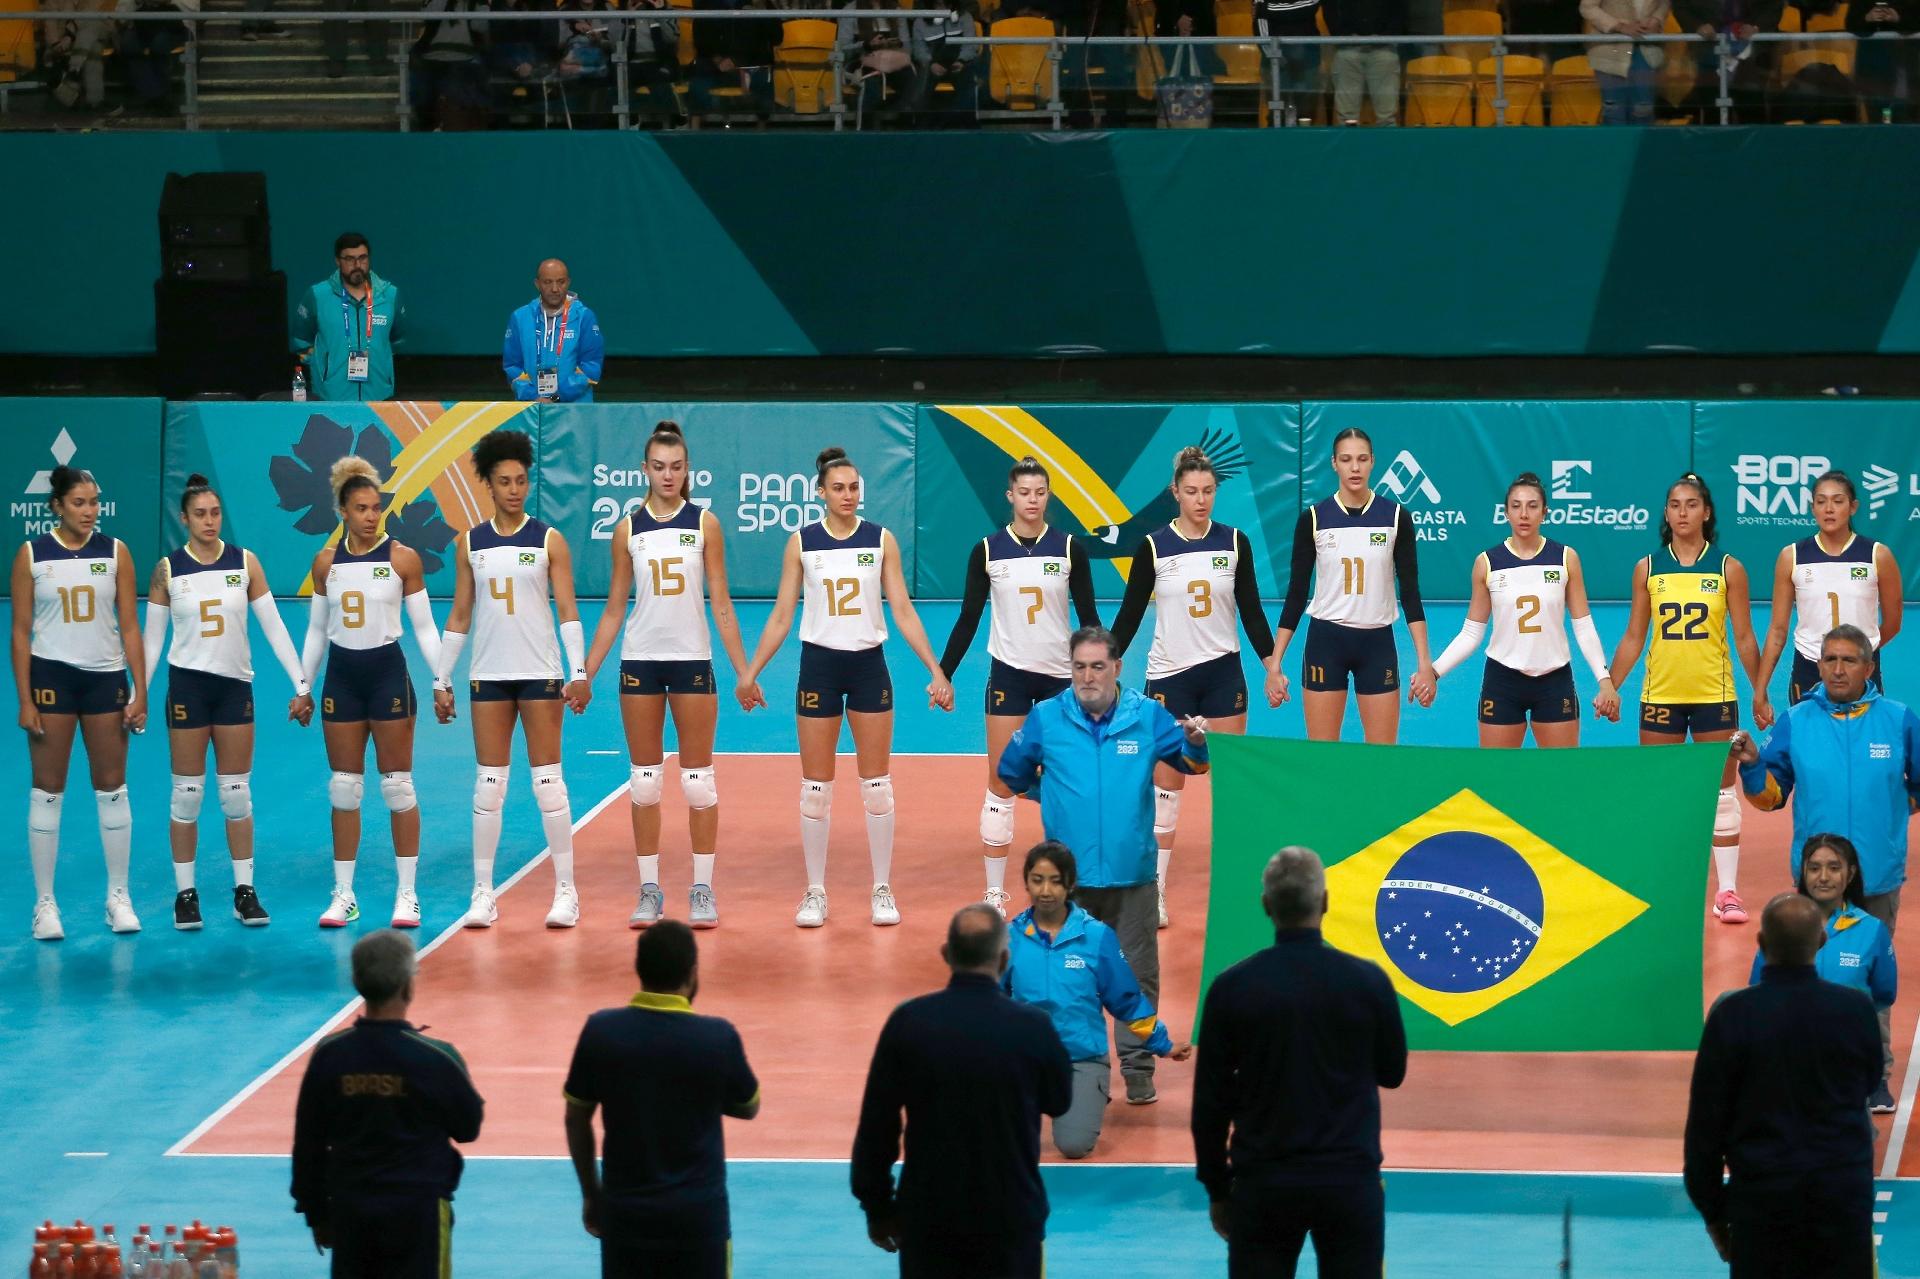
{"left": 1322, "top": 788, "right": 1649, "bottom": 1027}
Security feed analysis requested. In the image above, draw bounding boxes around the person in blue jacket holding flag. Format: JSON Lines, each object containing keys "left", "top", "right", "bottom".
{"left": 1734, "top": 623, "right": 1920, "bottom": 935}
{"left": 293, "top": 232, "right": 407, "bottom": 402}
{"left": 1747, "top": 833, "right": 1899, "bottom": 1113}
{"left": 998, "top": 624, "right": 1209, "bottom": 1106}
{"left": 1005, "top": 840, "right": 1191, "bottom": 1159}
{"left": 502, "top": 258, "right": 604, "bottom": 403}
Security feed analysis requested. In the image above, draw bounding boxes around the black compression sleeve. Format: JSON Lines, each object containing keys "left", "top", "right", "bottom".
{"left": 1394, "top": 506, "right": 1425, "bottom": 623}
{"left": 1232, "top": 530, "right": 1275, "bottom": 660}
{"left": 1108, "top": 544, "right": 1157, "bottom": 656}
{"left": 938, "top": 540, "right": 990, "bottom": 680}
{"left": 1067, "top": 541, "right": 1102, "bottom": 629}
{"left": 1275, "top": 509, "right": 1317, "bottom": 632}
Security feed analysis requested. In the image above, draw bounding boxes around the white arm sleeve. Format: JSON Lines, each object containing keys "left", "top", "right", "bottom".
{"left": 301, "top": 593, "right": 330, "bottom": 690}
{"left": 142, "top": 601, "right": 169, "bottom": 691}
{"left": 560, "top": 619, "right": 587, "bottom": 682}
{"left": 435, "top": 629, "right": 468, "bottom": 687}
{"left": 250, "top": 593, "right": 309, "bottom": 696}
{"left": 404, "top": 590, "right": 443, "bottom": 680}
{"left": 1432, "top": 618, "right": 1486, "bottom": 678}
{"left": 1571, "top": 613, "right": 1612, "bottom": 685}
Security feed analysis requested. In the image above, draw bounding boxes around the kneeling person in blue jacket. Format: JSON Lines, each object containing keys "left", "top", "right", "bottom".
{"left": 1007, "top": 840, "right": 1191, "bottom": 1158}
{"left": 503, "top": 258, "right": 605, "bottom": 403}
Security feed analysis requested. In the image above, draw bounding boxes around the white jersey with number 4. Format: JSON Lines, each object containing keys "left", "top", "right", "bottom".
{"left": 800, "top": 519, "right": 887, "bottom": 652}
{"left": 1305, "top": 495, "right": 1401, "bottom": 630}
{"left": 1791, "top": 533, "right": 1881, "bottom": 662}
{"left": 165, "top": 541, "right": 253, "bottom": 681}
{"left": 325, "top": 536, "right": 405, "bottom": 651}
{"left": 1483, "top": 538, "right": 1571, "bottom": 677}
{"left": 623, "top": 500, "right": 711, "bottom": 662}
{"left": 468, "top": 515, "right": 561, "bottom": 680}
{"left": 29, "top": 531, "right": 124, "bottom": 672}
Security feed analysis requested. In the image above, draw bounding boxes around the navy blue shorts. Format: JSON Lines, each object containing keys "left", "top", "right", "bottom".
{"left": 167, "top": 665, "right": 253, "bottom": 729}
{"left": 1302, "top": 620, "right": 1398, "bottom": 696}
{"left": 898, "top": 1230, "right": 1042, "bottom": 1279}
{"left": 1479, "top": 660, "right": 1577, "bottom": 726}
{"left": 322, "top": 644, "right": 417, "bottom": 723}
{"left": 29, "top": 656, "right": 129, "bottom": 718}
{"left": 986, "top": 657, "right": 1069, "bottom": 717}
{"left": 797, "top": 641, "right": 892, "bottom": 718}
{"left": 1640, "top": 700, "right": 1738, "bottom": 737}
{"left": 622, "top": 659, "right": 716, "bottom": 696}
{"left": 470, "top": 676, "right": 562, "bottom": 703}
{"left": 1145, "top": 651, "right": 1248, "bottom": 720}
{"left": 599, "top": 1234, "right": 730, "bottom": 1279}
{"left": 1789, "top": 652, "right": 1884, "bottom": 705}
{"left": 327, "top": 1195, "right": 450, "bottom": 1279}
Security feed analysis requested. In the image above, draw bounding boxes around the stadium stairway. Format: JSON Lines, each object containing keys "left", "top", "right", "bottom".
{"left": 191, "top": 0, "right": 399, "bottom": 128}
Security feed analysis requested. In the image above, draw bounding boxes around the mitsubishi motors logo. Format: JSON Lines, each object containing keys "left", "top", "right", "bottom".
{"left": 27, "top": 429, "right": 76, "bottom": 496}
{"left": 1379, "top": 450, "right": 1442, "bottom": 505}
{"left": 1863, "top": 464, "right": 1900, "bottom": 515}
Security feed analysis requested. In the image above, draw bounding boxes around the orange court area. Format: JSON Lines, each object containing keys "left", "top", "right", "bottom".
{"left": 185, "top": 753, "right": 1920, "bottom": 1177}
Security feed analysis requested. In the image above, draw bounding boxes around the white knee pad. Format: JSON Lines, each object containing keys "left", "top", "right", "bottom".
{"left": 28, "top": 788, "right": 63, "bottom": 834}
{"left": 170, "top": 774, "right": 206, "bottom": 824}
{"left": 980, "top": 791, "right": 1015, "bottom": 848}
{"left": 379, "top": 771, "right": 417, "bottom": 814}
{"left": 800, "top": 779, "right": 834, "bottom": 821}
{"left": 473, "top": 764, "right": 508, "bottom": 817}
{"left": 1715, "top": 784, "right": 1742, "bottom": 840}
{"left": 216, "top": 772, "right": 252, "bottom": 822}
{"left": 329, "top": 770, "right": 364, "bottom": 812}
{"left": 530, "top": 763, "right": 570, "bottom": 816}
{"left": 95, "top": 786, "right": 131, "bottom": 832}
{"left": 861, "top": 775, "right": 895, "bottom": 818}
{"left": 1154, "top": 787, "right": 1182, "bottom": 837}
{"left": 680, "top": 766, "right": 718, "bottom": 811}
{"left": 629, "top": 764, "right": 663, "bottom": 808}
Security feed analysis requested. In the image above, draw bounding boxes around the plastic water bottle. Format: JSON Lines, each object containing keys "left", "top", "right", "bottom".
{"left": 291, "top": 365, "right": 308, "bottom": 402}
{"left": 211, "top": 1230, "right": 236, "bottom": 1279}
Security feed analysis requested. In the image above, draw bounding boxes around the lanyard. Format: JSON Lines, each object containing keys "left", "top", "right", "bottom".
{"left": 540, "top": 298, "right": 571, "bottom": 363}
{"left": 341, "top": 287, "right": 373, "bottom": 350}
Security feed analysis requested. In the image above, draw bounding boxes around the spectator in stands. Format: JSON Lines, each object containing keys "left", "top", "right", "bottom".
{"left": 291, "top": 931, "right": 485, "bottom": 1279}
{"left": 851, "top": 904, "right": 1073, "bottom": 1279}
{"left": 1250, "top": 0, "right": 1323, "bottom": 122}
{"left": 503, "top": 259, "right": 604, "bottom": 403}
{"left": 1507, "top": 0, "right": 1586, "bottom": 64}
{"left": 1849, "top": 0, "right": 1919, "bottom": 121}
{"left": 626, "top": 0, "right": 686, "bottom": 127}
{"left": 1153, "top": 0, "right": 1218, "bottom": 79}
{"left": 839, "top": 0, "right": 916, "bottom": 120}
{"left": 689, "top": 0, "right": 777, "bottom": 119}
{"left": 1684, "top": 893, "right": 1880, "bottom": 1276}
{"left": 1672, "top": 0, "right": 1784, "bottom": 120}
{"left": 907, "top": 0, "right": 983, "bottom": 121}
{"left": 411, "top": 0, "right": 491, "bottom": 131}
{"left": 43, "top": 0, "right": 113, "bottom": 112}
{"left": 1324, "top": 0, "right": 1406, "bottom": 124}
{"left": 1581, "top": 0, "right": 1670, "bottom": 124}
{"left": 292, "top": 233, "right": 407, "bottom": 403}
{"left": 564, "top": 921, "right": 760, "bottom": 1279}
{"left": 1774, "top": 56, "right": 1864, "bottom": 120}
{"left": 321, "top": 0, "right": 392, "bottom": 77}
{"left": 115, "top": 0, "right": 194, "bottom": 115}
{"left": 553, "top": 0, "right": 617, "bottom": 123}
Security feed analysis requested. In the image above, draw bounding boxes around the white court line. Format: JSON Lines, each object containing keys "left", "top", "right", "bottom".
{"left": 163, "top": 782, "right": 631, "bottom": 1159}
{"left": 1881, "top": 1006, "right": 1920, "bottom": 1176}
{"left": 63, "top": 1152, "right": 108, "bottom": 1158}
{"left": 1880, "top": 1190, "right": 1894, "bottom": 1202}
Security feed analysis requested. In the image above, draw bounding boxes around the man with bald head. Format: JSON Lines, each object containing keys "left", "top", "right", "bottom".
{"left": 851, "top": 903, "right": 1072, "bottom": 1279}
{"left": 503, "top": 259, "right": 605, "bottom": 402}
{"left": 1685, "top": 892, "right": 1882, "bottom": 1278}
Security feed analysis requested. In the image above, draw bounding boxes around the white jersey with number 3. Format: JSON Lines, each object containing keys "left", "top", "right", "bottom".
{"left": 623, "top": 500, "right": 711, "bottom": 662}
{"left": 325, "top": 536, "right": 405, "bottom": 651}
{"left": 165, "top": 541, "right": 253, "bottom": 681}
{"left": 1143, "top": 521, "right": 1243, "bottom": 680}
{"left": 1483, "top": 538, "right": 1571, "bottom": 677}
{"left": 467, "top": 515, "right": 561, "bottom": 680}
{"left": 29, "top": 531, "right": 124, "bottom": 672}
{"left": 800, "top": 519, "right": 887, "bottom": 652}
{"left": 1791, "top": 534, "right": 1881, "bottom": 662}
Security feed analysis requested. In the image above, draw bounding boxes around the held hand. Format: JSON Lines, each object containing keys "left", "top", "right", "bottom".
{"left": 1592, "top": 680, "right": 1620, "bottom": 723}
{"left": 1751, "top": 697, "right": 1774, "bottom": 732}
{"left": 866, "top": 1209, "right": 903, "bottom": 1254}
{"left": 1265, "top": 668, "right": 1289, "bottom": 708}
{"left": 1168, "top": 1042, "right": 1194, "bottom": 1061}
{"left": 1727, "top": 729, "right": 1760, "bottom": 765}
{"left": 564, "top": 679, "right": 593, "bottom": 714}
{"left": 1408, "top": 666, "right": 1437, "bottom": 708}
{"left": 927, "top": 674, "right": 955, "bottom": 712}
{"left": 433, "top": 687, "right": 457, "bottom": 725}
{"left": 1209, "top": 1200, "right": 1232, "bottom": 1243}
{"left": 125, "top": 694, "right": 147, "bottom": 734}
{"left": 289, "top": 693, "right": 315, "bottom": 726}
{"left": 18, "top": 705, "right": 42, "bottom": 738}
{"left": 1182, "top": 714, "right": 1209, "bottom": 745}
{"left": 735, "top": 679, "right": 765, "bottom": 713}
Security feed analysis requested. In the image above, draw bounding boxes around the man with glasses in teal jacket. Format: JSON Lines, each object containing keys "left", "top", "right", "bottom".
{"left": 293, "top": 232, "right": 407, "bottom": 402}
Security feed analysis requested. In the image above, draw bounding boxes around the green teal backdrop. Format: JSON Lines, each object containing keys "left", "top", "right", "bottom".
{"left": 0, "top": 398, "right": 162, "bottom": 570}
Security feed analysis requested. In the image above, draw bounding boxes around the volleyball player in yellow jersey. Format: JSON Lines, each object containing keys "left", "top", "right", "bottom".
{"left": 1608, "top": 473, "right": 1761, "bottom": 925}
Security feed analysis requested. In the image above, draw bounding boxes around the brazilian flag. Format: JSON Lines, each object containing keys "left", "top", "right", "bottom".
{"left": 1202, "top": 736, "right": 1727, "bottom": 1051}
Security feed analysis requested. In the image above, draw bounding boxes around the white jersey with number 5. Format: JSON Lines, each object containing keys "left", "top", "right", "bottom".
{"left": 1791, "top": 533, "right": 1880, "bottom": 662}
{"left": 800, "top": 519, "right": 887, "bottom": 652}
{"left": 1483, "top": 538, "right": 1571, "bottom": 677}
{"left": 325, "top": 535, "right": 405, "bottom": 650}
{"left": 165, "top": 541, "right": 253, "bottom": 681}
{"left": 623, "top": 500, "right": 711, "bottom": 662}
{"left": 468, "top": 515, "right": 561, "bottom": 680}
{"left": 30, "top": 531, "right": 124, "bottom": 671}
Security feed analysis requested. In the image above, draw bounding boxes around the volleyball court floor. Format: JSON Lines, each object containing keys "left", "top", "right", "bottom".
{"left": 6, "top": 602, "right": 1918, "bottom": 1276}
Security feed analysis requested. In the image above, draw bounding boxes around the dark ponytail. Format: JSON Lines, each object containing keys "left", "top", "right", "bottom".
{"left": 1506, "top": 471, "right": 1547, "bottom": 506}
{"left": 47, "top": 465, "right": 94, "bottom": 508}
{"left": 180, "top": 472, "right": 216, "bottom": 515}
{"left": 816, "top": 446, "right": 855, "bottom": 486}
{"left": 1332, "top": 427, "right": 1373, "bottom": 456}
{"left": 1008, "top": 455, "right": 1049, "bottom": 486}
{"left": 647, "top": 420, "right": 688, "bottom": 463}
{"left": 1663, "top": 472, "right": 1718, "bottom": 546}
{"left": 1171, "top": 445, "right": 1218, "bottom": 486}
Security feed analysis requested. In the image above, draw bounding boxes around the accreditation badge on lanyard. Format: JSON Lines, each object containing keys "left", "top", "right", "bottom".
{"left": 343, "top": 291, "right": 374, "bottom": 382}
{"left": 537, "top": 299, "right": 570, "bottom": 398}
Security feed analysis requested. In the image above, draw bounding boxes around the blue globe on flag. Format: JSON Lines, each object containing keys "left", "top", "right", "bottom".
{"left": 1374, "top": 831, "right": 1543, "bottom": 995}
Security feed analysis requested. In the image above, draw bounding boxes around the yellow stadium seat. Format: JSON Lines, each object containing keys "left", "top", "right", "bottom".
{"left": 1132, "top": 0, "right": 1161, "bottom": 99}
{"left": 1475, "top": 54, "right": 1544, "bottom": 125}
{"left": 1549, "top": 54, "right": 1600, "bottom": 125}
{"left": 1404, "top": 54, "right": 1474, "bottom": 126}
{"left": 1779, "top": 5, "right": 1804, "bottom": 28}
{"left": 1214, "top": 11, "right": 1263, "bottom": 85}
{"left": 989, "top": 16, "right": 1055, "bottom": 110}
{"left": 1780, "top": 46, "right": 1847, "bottom": 79}
{"left": 1444, "top": 8, "right": 1501, "bottom": 63}
{"left": 0, "top": 0, "right": 36, "bottom": 84}
{"left": 1657, "top": 10, "right": 1696, "bottom": 110}
{"left": 773, "top": 18, "right": 837, "bottom": 114}
{"left": 1801, "top": 4, "right": 1855, "bottom": 74}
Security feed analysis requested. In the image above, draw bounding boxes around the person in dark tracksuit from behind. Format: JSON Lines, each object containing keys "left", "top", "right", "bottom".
{"left": 291, "top": 930, "right": 485, "bottom": 1279}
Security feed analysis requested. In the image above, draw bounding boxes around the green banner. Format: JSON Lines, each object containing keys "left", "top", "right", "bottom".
{"left": 538, "top": 403, "right": 917, "bottom": 598}
{"left": 1204, "top": 735, "right": 1722, "bottom": 1051}
{"left": 1691, "top": 401, "right": 1920, "bottom": 595}
{"left": 1300, "top": 402, "right": 1689, "bottom": 601}
{"left": 162, "top": 401, "right": 539, "bottom": 595}
{"left": 0, "top": 398, "right": 163, "bottom": 571}
{"left": 912, "top": 404, "right": 1301, "bottom": 600}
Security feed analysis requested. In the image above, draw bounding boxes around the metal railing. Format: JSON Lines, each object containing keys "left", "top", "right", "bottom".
{"left": 8, "top": 9, "right": 1907, "bottom": 132}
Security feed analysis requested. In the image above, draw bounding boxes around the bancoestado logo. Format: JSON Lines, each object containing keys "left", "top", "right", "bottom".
{"left": 13, "top": 429, "right": 117, "bottom": 536}
{"left": 588, "top": 462, "right": 716, "bottom": 539}
{"left": 1731, "top": 454, "right": 1920, "bottom": 528}
{"left": 1490, "top": 459, "right": 1649, "bottom": 532}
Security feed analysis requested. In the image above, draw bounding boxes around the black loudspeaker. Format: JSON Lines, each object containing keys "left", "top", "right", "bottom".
{"left": 154, "top": 273, "right": 290, "bottom": 400}
{"left": 158, "top": 171, "right": 272, "bottom": 280}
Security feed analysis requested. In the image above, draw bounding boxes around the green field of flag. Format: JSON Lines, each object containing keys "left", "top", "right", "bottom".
{"left": 1202, "top": 736, "right": 1728, "bottom": 1051}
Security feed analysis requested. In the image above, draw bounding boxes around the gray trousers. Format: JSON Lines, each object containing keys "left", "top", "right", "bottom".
{"left": 1332, "top": 47, "right": 1399, "bottom": 124}
{"left": 1864, "top": 887, "right": 1900, "bottom": 1077}
{"left": 1072, "top": 882, "right": 1159, "bottom": 1080}
{"left": 1051, "top": 1057, "right": 1111, "bottom": 1159}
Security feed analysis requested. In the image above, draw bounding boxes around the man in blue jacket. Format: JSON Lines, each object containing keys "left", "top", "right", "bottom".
{"left": 503, "top": 258, "right": 604, "bottom": 403}
{"left": 1736, "top": 624, "right": 1920, "bottom": 934}
{"left": 292, "top": 232, "right": 407, "bottom": 402}
{"left": 998, "top": 624, "right": 1209, "bottom": 1106}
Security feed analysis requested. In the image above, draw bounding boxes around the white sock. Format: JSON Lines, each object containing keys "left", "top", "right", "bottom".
{"left": 867, "top": 808, "right": 895, "bottom": 888}
{"left": 231, "top": 857, "right": 254, "bottom": 888}
{"left": 395, "top": 855, "right": 417, "bottom": 894}
{"left": 96, "top": 788, "right": 131, "bottom": 893}
{"left": 638, "top": 854, "right": 661, "bottom": 886}
{"left": 333, "top": 859, "right": 356, "bottom": 892}
{"left": 1713, "top": 844, "right": 1739, "bottom": 894}
{"left": 692, "top": 852, "right": 716, "bottom": 887}
{"left": 552, "top": 851, "right": 576, "bottom": 885}
{"left": 535, "top": 787, "right": 575, "bottom": 880}
{"left": 1157, "top": 847, "right": 1171, "bottom": 887}
{"left": 173, "top": 860, "right": 195, "bottom": 892}
{"left": 985, "top": 855, "right": 1008, "bottom": 893}
{"left": 472, "top": 795, "right": 502, "bottom": 893}
{"left": 801, "top": 812, "right": 830, "bottom": 888}
{"left": 27, "top": 788, "right": 61, "bottom": 898}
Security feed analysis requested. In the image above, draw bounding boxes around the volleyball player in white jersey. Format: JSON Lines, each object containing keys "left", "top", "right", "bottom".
{"left": 1272, "top": 427, "right": 1437, "bottom": 743}
{"left": 11, "top": 466, "right": 148, "bottom": 940}
{"left": 1429, "top": 472, "right": 1621, "bottom": 747}
{"left": 141, "top": 474, "right": 309, "bottom": 930}
{"left": 937, "top": 455, "right": 1102, "bottom": 915}
{"left": 585, "top": 422, "right": 752, "bottom": 931}
{"left": 1109, "top": 446, "right": 1281, "bottom": 929}
{"left": 433, "top": 430, "right": 590, "bottom": 932}
{"left": 740, "top": 446, "right": 954, "bottom": 928}
{"left": 300, "top": 457, "right": 444, "bottom": 930}
{"left": 1754, "top": 469, "right": 1903, "bottom": 730}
